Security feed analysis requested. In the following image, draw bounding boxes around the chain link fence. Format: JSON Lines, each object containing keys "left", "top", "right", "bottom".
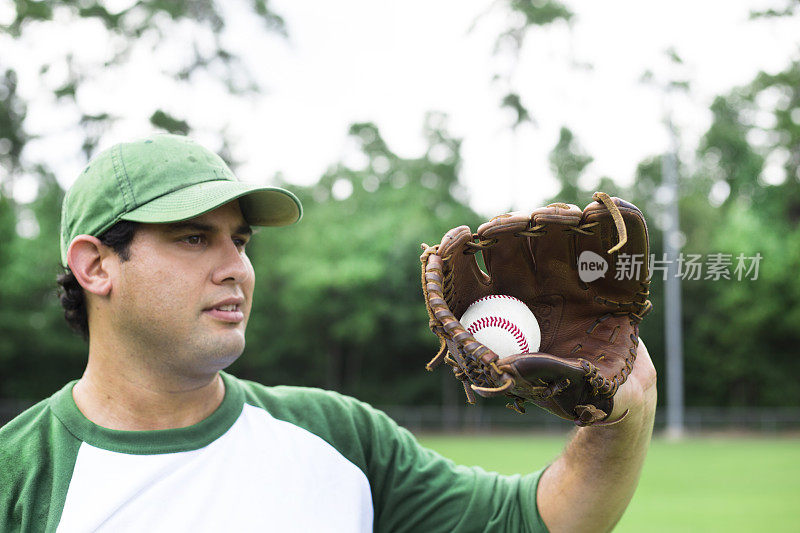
{"left": 378, "top": 405, "right": 800, "bottom": 434}
{"left": 4, "top": 400, "right": 800, "bottom": 433}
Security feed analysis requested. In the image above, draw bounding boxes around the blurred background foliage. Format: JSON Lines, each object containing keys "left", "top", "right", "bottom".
{"left": 1, "top": 0, "right": 799, "bottom": 409}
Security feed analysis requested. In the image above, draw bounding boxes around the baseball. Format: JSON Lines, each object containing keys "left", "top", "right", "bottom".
{"left": 459, "top": 295, "right": 541, "bottom": 357}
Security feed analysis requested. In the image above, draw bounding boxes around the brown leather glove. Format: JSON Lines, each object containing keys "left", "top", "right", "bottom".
{"left": 420, "top": 192, "right": 652, "bottom": 426}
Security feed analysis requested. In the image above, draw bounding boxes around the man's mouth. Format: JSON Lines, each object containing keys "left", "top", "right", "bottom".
{"left": 204, "top": 301, "right": 245, "bottom": 323}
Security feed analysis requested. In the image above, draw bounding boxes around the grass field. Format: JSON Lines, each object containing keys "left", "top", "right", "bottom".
{"left": 417, "top": 433, "right": 800, "bottom": 532}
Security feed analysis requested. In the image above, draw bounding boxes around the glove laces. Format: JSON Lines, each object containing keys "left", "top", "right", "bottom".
{"left": 593, "top": 192, "right": 628, "bottom": 254}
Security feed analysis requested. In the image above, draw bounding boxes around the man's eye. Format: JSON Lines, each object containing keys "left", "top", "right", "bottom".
{"left": 233, "top": 238, "right": 248, "bottom": 249}
{"left": 182, "top": 235, "right": 205, "bottom": 245}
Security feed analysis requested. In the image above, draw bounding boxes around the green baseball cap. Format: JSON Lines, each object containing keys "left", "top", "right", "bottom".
{"left": 60, "top": 134, "right": 302, "bottom": 266}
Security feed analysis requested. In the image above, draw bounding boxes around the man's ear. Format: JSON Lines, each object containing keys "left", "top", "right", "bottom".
{"left": 66, "top": 235, "right": 115, "bottom": 296}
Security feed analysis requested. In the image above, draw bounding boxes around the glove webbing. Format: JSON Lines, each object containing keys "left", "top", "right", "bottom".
{"left": 420, "top": 247, "right": 515, "bottom": 398}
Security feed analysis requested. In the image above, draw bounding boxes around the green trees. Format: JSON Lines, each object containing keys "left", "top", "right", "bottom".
{"left": 1, "top": 2, "right": 799, "bottom": 410}
{"left": 679, "top": 58, "right": 800, "bottom": 406}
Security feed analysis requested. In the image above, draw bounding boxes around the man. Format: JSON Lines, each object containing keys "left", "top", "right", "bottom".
{"left": 0, "top": 134, "right": 656, "bottom": 532}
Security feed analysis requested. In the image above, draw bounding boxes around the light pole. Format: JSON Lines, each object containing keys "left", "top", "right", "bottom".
{"left": 661, "top": 113, "right": 685, "bottom": 439}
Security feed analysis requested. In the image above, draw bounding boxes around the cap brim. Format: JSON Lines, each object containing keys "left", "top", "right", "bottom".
{"left": 120, "top": 180, "right": 302, "bottom": 227}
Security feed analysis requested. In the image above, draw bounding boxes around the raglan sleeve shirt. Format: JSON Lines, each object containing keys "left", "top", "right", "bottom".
{"left": 0, "top": 372, "right": 548, "bottom": 532}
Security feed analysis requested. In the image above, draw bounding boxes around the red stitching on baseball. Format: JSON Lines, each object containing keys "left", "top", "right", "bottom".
{"left": 467, "top": 316, "right": 529, "bottom": 353}
{"left": 472, "top": 295, "right": 521, "bottom": 305}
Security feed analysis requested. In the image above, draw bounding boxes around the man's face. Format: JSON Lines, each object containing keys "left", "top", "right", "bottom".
{"left": 108, "top": 201, "right": 255, "bottom": 376}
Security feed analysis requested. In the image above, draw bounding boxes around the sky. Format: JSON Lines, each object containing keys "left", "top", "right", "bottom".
{"left": 3, "top": 0, "right": 799, "bottom": 216}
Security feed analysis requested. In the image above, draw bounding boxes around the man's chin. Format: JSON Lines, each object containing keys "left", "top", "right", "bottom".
{"left": 196, "top": 334, "right": 246, "bottom": 371}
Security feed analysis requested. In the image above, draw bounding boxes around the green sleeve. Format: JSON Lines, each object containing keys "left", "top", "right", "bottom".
{"left": 0, "top": 390, "right": 83, "bottom": 533}
{"left": 240, "top": 380, "right": 549, "bottom": 533}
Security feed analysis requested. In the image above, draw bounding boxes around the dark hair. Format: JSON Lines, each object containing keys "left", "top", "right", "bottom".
{"left": 57, "top": 221, "right": 139, "bottom": 339}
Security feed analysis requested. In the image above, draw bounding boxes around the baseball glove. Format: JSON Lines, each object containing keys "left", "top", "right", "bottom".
{"left": 420, "top": 192, "right": 652, "bottom": 426}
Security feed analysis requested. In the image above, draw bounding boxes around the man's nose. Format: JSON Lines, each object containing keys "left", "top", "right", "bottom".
{"left": 212, "top": 240, "right": 252, "bottom": 285}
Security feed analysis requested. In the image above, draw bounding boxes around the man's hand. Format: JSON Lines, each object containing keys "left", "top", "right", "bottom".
{"left": 537, "top": 340, "right": 657, "bottom": 533}
{"left": 608, "top": 339, "right": 658, "bottom": 422}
